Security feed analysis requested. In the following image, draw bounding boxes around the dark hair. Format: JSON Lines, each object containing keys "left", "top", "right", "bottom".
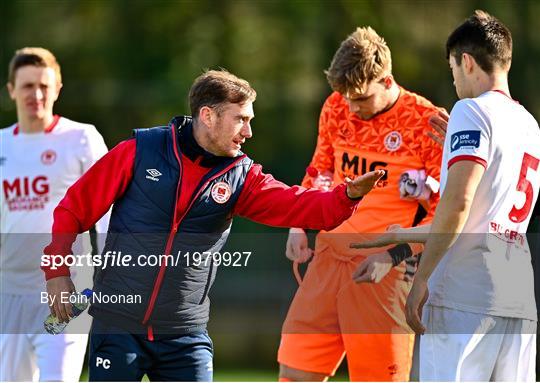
{"left": 8, "top": 47, "right": 62, "bottom": 85}
{"left": 446, "top": 10, "right": 512, "bottom": 73}
{"left": 189, "top": 69, "right": 257, "bottom": 119}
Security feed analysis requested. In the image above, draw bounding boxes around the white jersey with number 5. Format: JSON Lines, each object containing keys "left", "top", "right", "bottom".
{"left": 429, "top": 90, "right": 540, "bottom": 321}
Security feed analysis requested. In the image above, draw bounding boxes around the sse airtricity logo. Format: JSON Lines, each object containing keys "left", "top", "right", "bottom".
{"left": 451, "top": 135, "right": 460, "bottom": 150}
{"left": 145, "top": 168, "right": 162, "bottom": 182}
{"left": 450, "top": 130, "right": 481, "bottom": 152}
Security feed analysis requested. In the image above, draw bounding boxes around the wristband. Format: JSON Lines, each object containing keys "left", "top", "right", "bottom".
{"left": 345, "top": 187, "right": 364, "bottom": 201}
{"left": 388, "top": 243, "right": 413, "bottom": 267}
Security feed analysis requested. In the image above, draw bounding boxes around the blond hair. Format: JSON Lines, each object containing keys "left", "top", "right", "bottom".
{"left": 8, "top": 47, "right": 62, "bottom": 85}
{"left": 325, "top": 27, "right": 392, "bottom": 96}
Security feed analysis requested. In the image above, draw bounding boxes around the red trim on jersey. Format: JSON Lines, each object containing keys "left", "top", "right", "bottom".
{"left": 448, "top": 155, "right": 487, "bottom": 169}
{"left": 13, "top": 115, "right": 61, "bottom": 135}
{"left": 492, "top": 90, "right": 519, "bottom": 104}
{"left": 45, "top": 115, "right": 60, "bottom": 133}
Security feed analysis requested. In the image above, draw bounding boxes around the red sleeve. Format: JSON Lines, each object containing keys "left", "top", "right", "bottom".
{"left": 42, "top": 139, "right": 135, "bottom": 280}
{"left": 233, "top": 164, "right": 359, "bottom": 230}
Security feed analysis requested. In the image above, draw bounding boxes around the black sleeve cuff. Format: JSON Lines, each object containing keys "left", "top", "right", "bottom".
{"left": 345, "top": 188, "right": 364, "bottom": 201}
{"left": 388, "top": 243, "right": 413, "bottom": 267}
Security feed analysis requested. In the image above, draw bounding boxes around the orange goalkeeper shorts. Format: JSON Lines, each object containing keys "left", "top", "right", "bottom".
{"left": 278, "top": 244, "right": 415, "bottom": 381}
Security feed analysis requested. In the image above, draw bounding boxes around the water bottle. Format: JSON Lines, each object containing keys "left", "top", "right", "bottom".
{"left": 43, "top": 288, "right": 92, "bottom": 335}
{"left": 306, "top": 166, "right": 333, "bottom": 191}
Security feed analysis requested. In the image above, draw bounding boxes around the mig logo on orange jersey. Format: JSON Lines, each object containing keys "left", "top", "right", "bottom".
{"left": 341, "top": 153, "right": 388, "bottom": 187}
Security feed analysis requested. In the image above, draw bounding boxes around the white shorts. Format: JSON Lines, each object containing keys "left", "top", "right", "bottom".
{"left": 0, "top": 293, "right": 89, "bottom": 381}
{"left": 420, "top": 305, "right": 536, "bottom": 382}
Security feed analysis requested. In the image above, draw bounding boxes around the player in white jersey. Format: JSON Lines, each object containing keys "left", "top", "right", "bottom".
{"left": 0, "top": 48, "right": 109, "bottom": 381}
{"left": 351, "top": 10, "right": 540, "bottom": 381}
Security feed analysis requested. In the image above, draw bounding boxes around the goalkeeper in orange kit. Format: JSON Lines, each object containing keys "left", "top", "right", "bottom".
{"left": 277, "top": 27, "right": 445, "bottom": 381}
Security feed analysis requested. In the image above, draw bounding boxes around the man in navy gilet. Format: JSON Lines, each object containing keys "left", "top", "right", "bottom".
{"left": 42, "top": 70, "right": 384, "bottom": 381}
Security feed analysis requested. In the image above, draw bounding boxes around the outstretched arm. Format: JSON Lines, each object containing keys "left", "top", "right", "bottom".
{"left": 234, "top": 165, "right": 383, "bottom": 231}
{"left": 351, "top": 224, "right": 431, "bottom": 284}
{"left": 350, "top": 224, "right": 432, "bottom": 249}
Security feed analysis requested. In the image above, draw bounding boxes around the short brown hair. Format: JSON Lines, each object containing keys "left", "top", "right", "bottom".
{"left": 446, "top": 10, "right": 512, "bottom": 73}
{"left": 325, "top": 27, "right": 392, "bottom": 96}
{"left": 8, "top": 47, "right": 62, "bottom": 85}
{"left": 189, "top": 69, "right": 257, "bottom": 119}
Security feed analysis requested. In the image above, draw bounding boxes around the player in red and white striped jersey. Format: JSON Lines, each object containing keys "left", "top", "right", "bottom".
{"left": 0, "top": 48, "right": 109, "bottom": 381}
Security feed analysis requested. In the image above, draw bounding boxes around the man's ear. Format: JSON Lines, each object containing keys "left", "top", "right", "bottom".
{"left": 462, "top": 53, "right": 476, "bottom": 74}
{"left": 383, "top": 75, "right": 394, "bottom": 89}
{"left": 7, "top": 82, "right": 15, "bottom": 100}
{"left": 199, "top": 106, "right": 214, "bottom": 127}
{"left": 53, "top": 82, "right": 63, "bottom": 102}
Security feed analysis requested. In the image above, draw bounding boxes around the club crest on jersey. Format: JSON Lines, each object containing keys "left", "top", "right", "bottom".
{"left": 384, "top": 131, "right": 402, "bottom": 152}
{"left": 145, "top": 168, "right": 162, "bottom": 182}
{"left": 211, "top": 182, "right": 232, "bottom": 204}
{"left": 41, "top": 150, "right": 57, "bottom": 165}
{"left": 451, "top": 130, "right": 480, "bottom": 152}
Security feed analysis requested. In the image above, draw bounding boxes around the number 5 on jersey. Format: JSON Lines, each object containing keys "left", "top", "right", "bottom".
{"left": 509, "top": 152, "right": 540, "bottom": 223}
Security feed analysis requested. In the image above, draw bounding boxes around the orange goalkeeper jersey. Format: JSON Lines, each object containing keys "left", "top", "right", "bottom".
{"left": 303, "top": 88, "right": 443, "bottom": 256}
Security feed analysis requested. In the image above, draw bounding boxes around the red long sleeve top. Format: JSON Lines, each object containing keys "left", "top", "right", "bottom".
{"left": 43, "top": 138, "right": 359, "bottom": 280}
